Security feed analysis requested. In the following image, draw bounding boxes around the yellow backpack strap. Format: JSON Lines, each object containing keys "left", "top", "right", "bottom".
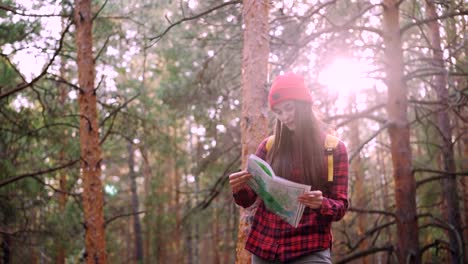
{"left": 266, "top": 134, "right": 339, "bottom": 182}
{"left": 325, "top": 134, "right": 340, "bottom": 182}
{"left": 266, "top": 135, "right": 275, "bottom": 152}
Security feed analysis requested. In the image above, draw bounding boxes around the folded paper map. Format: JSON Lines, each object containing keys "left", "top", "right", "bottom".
{"left": 247, "top": 154, "right": 311, "bottom": 228}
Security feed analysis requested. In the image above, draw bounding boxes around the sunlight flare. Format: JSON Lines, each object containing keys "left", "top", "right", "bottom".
{"left": 318, "top": 58, "right": 373, "bottom": 96}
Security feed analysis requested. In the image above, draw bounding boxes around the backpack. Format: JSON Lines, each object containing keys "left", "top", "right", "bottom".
{"left": 265, "top": 134, "right": 340, "bottom": 182}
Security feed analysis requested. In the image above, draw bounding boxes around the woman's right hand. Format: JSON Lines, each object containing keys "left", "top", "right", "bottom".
{"left": 229, "top": 170, "right": 252, "bottom": 193}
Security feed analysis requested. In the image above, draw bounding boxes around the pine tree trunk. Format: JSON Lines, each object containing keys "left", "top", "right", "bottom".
{"left": 56, "top": 28, "right": 68, "bottom": 264}
{"left": 128, "top": 142, "right": 144, "bottom": 262}
{"left": 140, "top": 145, "right": 152, "bottom": 264}
{"left": 193, "top": 136, "right": 201, "bottom": 264}
{"left": 74, "top": 0, "right": 107, "bottom": 263}
{"left": 382, "top": 1, "right": 420, "bottom": 263}
{"left": 225, "top": 197, "right": 236, "bottom": 264}
{"left": 376, "top": 132, "right": 391, "bottom": 263}
{"left": 461, "top": 122, "right": 468, "bottom": 264}
{"left": 126, "top": 219, "right": 132, "bottom": 262}
{"left": 186, "top": 127, "right": 194, "bottom": 264}
{"left": 425, "top": 1, "right": 464, "bottom": 262}
{"left": 1, "top": 234, "right": 10, "bottom": 264}
{"left": 139, "top": 38, "right": 151, "bottom": 264}
{"left": 236, "top": 1, "right": 270, "bottom": 263}
{"left": 348, "top": 96, "right": 369, "bottom": 264}
{"left": 155, "top": 187, "right": 164, "bottom": 263}
{"left": 169, "top": 128, "right": 182, "bottom": 260}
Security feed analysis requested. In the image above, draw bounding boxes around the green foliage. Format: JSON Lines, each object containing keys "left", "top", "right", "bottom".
{"left": 0, "top": 1, "right": 41, "bottom": 46}
{"left": 0, "top": 57, "right": 19, "bottom": 88}
{"left": 46, "top": 200, "right": 84, "bottom": 253}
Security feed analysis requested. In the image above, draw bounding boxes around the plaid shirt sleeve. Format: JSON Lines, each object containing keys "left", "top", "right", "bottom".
{"left": 320, "top": 140, "right": 349, "bottom": 221}
{"left": 232, "top": 138, "right": 269, "bottom": 208}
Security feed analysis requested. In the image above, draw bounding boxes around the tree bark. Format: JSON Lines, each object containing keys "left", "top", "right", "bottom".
{"left": 56, "top": 28, "right": 68, "bottom": 264}
{"left": 74, "top": 0, "right": 107, "bottom": 263}
{"left": 186, "top": 127, "right": 195, "bottom": 264}
{"left": 382, "top": 1, "right": 420, "bottom": 263}
{"left": 236, "top": 1, "right": 270, "bottom": 263}
{"left": 225, "top": 197, "right": 236, "bottom": 264}
{"left": 349, "top": 95, "right": 369, "bottom": 264}
{"left": 128, "top": 142, "right": 144, "bottom": 262}
{"left": 140, "top": 145, "right": 152, "bottom": 264}
{"left": 170, "top": 127, "right": 182, "bottom": 262}
{"left": 376, "top": 132, "right": 391, "bottom": 264}
{"left": 461, "top": 121, "right": 468, "bottom": 264}
{"left": 2, "top": 234, "right": 10, "bottom": 264}
{"left": 212, "top": 204, "right": 220, "bottom": 264}
{"left": 425, "top": 1, "right": 464, "bottom": 263}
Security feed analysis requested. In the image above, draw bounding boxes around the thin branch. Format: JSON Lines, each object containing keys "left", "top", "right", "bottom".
{"left": 99, "top": 93, "right": 140, "bottom": 128}
{"left": 325, "top": 103, "right": 386, "bottom": 123}
{"left": 336, "top": 245, "right": 394, "bottom": 264}
{"left": 97, "top": 16, "right": 145, "bottom": 27}
{"left": 0, "top": 3, "right": 15, "bottom": 12}
{"left": 105, "top": 211, "right": 146, "bottom": 226}
{"left": 146, "top": 0, "right": 241, "bottom": 48}
{"left": 31, "top": 176, "right": 80, "bottom": 197}
{"left": 401, "top": 10, "right": 468, "bottom": 34}
{"left": 45, "top": 74, "right": 82, "bottom": 91}
{"left": 181, "top": 152, "right": 241, "bottom": 223}
{"left": 94, "top": 35, "right": 111, "bottom": 63}
{"left": 92, "top": 0, "right": 108, "bottom": 21}
{"left": 349, "top": 122, "right": 390, "bottom": 163}
{"left": 0, "top": 53, "right": 28, "bottom": 84}
{"left": 0, "top": 3, "right": 70, "bottom": 17}
{"left": 415, "top": 171, "right": 468, "bottom": 189}
{"left": 413, "top": 168, "right": 468, "bottom": 175}
{"left": 318, "top": 3, "right": 383, "bottom": 36}
{"left": 420, "top": 239, "right": 449, "bottom": 256}
{"left": 0, "top": 159, "right": 79, "bottom": 188}
{"left": 99, "top": 108, "right": 118, "bottom": 145}
{"left": 0, "top": 20, "right": 73, "bottom": 100}
{"left": 348, "top": 207, "right": 396, "bottom": 217}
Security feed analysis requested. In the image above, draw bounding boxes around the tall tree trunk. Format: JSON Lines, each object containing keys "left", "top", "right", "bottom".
{"left": 126, "top": 218, "right": 132, "bottom": 262}
{"left": 168, "top": 127, "right": 182, "bottom": 261}
{"left": 425, "top": 1, "right": 464, "bottom": 262}
{"left": 236, "top": 1, "right": 270, "bottom": 263}
{"left": 140, "top": 145, "right": 152, "bottom": 264}
{"left": 140, "top": 36, "right": 151, "bottom": 264}
{"left": 155, "top": 182, "right": 164, "bottom": 264}
{"left": 74, "top": 0, "right": 107, "bottom": 263}
{"left": 171, "top": 127, "right": 182, "bottom": 262}
{"left": 2, "top": 234, "right": 10, "bottom": 264}
{"left": 193, "top": 138, "right": 201, "bottom": 264}
{"left": 460, "top": 120, "right": 468, "bottom": 264}
{"left": 377, "top": 132, "right": 391, "bottom": 264}
{"left": 57, "top": 25, "right": 68, "bottom": 264}
{"left": 186, "top": 126, "right": 194, "bottom": 264}
{"left": 128, "top": 142, "right": 143, "bottom": 263}
{"left": 382, "top": 1, "right": 420, "bottom": 263}
{"left": 57, "top": 83, "right": 68, "bottom": 264}
{"left": 225, "top": 196, "right": 236, "bottom": 264}
{"left": 348, "top": 95, "right": 369, "bottom": 264}
{"left": 212, "top": 205, "right": 220, "bottom": 264}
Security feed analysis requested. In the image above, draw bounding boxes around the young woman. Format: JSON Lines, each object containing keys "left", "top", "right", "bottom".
{"left": 229, "top": 72, "right": 349, "bottom": 263}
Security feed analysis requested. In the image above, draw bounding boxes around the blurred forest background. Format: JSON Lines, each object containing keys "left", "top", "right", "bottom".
{"left": 0, "top": 0, "right": 466, "bottom": 263}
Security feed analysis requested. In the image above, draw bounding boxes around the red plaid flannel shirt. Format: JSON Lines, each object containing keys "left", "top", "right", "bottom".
{"left": 233, "top": 136, "right": 349, "bottom": 262}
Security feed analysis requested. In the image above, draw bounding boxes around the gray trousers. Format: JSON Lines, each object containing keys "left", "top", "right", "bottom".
{"left": 251, "top": 249, "right": 331, "bottom": 264}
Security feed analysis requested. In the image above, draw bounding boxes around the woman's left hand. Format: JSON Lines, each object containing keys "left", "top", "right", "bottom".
{"left": 298, "top": 190, "right": 323, "bottom": 209}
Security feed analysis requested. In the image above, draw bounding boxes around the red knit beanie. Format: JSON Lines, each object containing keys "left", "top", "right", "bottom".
{"left": 268, "top": 72, "right": 312, "bottom": 108}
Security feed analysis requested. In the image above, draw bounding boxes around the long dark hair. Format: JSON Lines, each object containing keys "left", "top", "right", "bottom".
{"left": 266, "top": 101, "right": 327, "bottom": 189}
